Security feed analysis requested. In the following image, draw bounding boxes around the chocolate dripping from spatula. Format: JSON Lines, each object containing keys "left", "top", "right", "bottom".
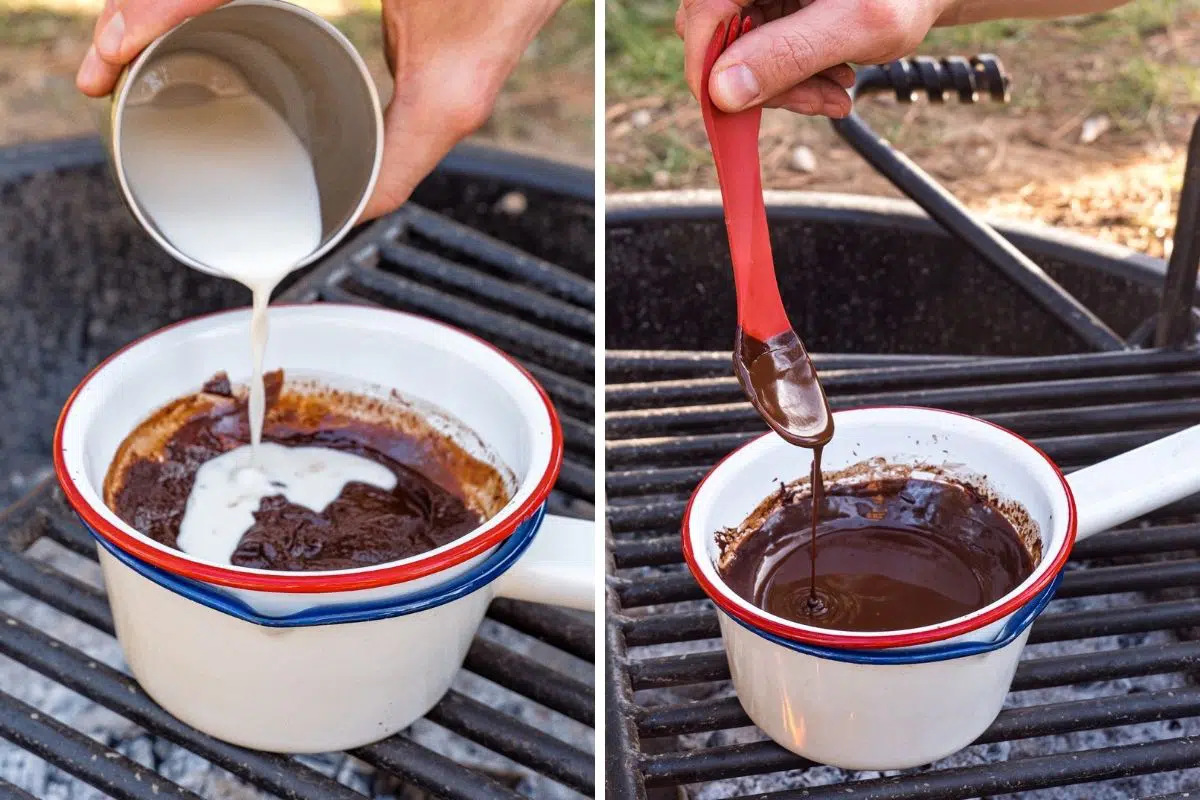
{"left": 701, "top": 14, "right": 834, "bottom": 615}
{"left": 734, "top": 327, "right": 833, "bottom": 615}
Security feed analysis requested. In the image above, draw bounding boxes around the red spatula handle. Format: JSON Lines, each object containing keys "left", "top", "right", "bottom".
{"left": 699, "top": 17, "right": 790, "bottom": 342}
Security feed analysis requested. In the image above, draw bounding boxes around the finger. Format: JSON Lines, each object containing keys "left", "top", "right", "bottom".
{"left": 821, "top": 63, "right": 856, "bottom": 89}
{"left": 77, "top": 0, "right": 123, "bottom": 95}
{"left": 77, "top": 45, "right": 125, "bottom": 96}
{"left": 709, "top": 0, "right": 897, "bottom": 111}
{"left": 763, "top": 75, "right": 851, "bottom": 117}
{"left": 359, "top": 90, "right": 476, "bottom": 221}
{"left": 764, "top": 63, "right": 855, "bottom": 91}
{"left": 680, "top": 0, "right": 752, "bottom": 100}
{"left": 95, "top": 0, "right": 229, "bottom": 65}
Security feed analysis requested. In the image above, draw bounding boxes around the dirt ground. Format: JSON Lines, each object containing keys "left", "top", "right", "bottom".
{"left": 0, "top": 0, "right": 594, "bottom": 166}
{"left": 607, "top": 0, "right": 1200, "bottom": 259}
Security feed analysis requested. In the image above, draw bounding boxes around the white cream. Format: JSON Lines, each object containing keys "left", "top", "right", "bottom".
{"left": 178, "top": 442, "right": 397, "bottom": 565}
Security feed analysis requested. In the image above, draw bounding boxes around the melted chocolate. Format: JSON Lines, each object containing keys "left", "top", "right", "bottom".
{"left": 719, "top": 477, "right": 1034, "bottom": 632}
{"left": 733, "top": 328, "right": 832, "bottom": 449}
{"left": 733, "top": 327, "right": 833, "bottom": 607}
{"left": 106, "top": 371, "right": 498, "bottom": 571}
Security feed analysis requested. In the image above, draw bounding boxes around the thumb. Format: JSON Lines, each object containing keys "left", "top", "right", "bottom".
{"left": 708, "top": 0, "right": 905, "bottom": 111}
{"left": 680, "top": 0, "right": 749, "bottom": 101}
{"left": 97, "top": 0, "right": 230, "bottom": 64}
{"left": 359, "top": 83, "right": 492, "bottom": 222}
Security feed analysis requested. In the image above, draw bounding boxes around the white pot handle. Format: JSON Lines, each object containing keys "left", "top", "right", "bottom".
{"left": 1067, "top": 424, "right": 1200, "bottom": 540}
{"left": 494, "top": 514, "right": 595, "bottom": 611}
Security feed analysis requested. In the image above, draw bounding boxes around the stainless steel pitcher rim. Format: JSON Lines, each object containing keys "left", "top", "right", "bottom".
{"left": 108, "top": 0, "right": 384, "bottom": 279}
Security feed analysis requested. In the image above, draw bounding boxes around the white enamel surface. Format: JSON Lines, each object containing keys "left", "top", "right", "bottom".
{"left": 687, "top": 407, "right": 1069, "bottom": 645}
{"left": 1067, "top": 423, "right": 1200, "bottom": 539}
{"left": 718, "top": 611, "right": 1027, "bottom": 770}
{"left": 58, "top": 305, "right": 557, "bottom": 614}
{"left": 494, "top": 514, "right": 596, "bottom": 611}
{"left": 100, "top": 547, "right": 488, "bottom": 752}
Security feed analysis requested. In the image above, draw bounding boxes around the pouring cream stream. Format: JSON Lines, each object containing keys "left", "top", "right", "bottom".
{"left": 119, "top": 51, "right": 390, "bottom": 564}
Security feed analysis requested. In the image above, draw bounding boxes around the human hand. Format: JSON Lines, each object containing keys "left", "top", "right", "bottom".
{"left": 77, "top": 0, "right": 564, "bottom": 221}
{"left": 675, "top": 0, "right": 958, "bottom": 116}
{"left": 362, "top": 0, "right": 563, "bottom": 218}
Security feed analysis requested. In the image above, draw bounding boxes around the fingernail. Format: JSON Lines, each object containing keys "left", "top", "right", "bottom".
{"left": 712, "top": 64, "right": 760, "bottom": 110}
{"left": 76, "top": 45, "right": 103, "bottom": 91}
{"left": 96, "top": 11, "right": 125, "bottom": 59}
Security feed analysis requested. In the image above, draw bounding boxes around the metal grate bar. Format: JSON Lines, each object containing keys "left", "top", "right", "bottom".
{"left": 426, "top": 692, "right": 593, "bottom": 793}
{"left": 511, "top": 361, "right": 594, "bottom": 420}
{"left": 607, "top": 467, "right": 707, "bottom": 497}
{"left": 1012, "top": 641, "right": 1200, "bottom": 691}
{"left": 628, "top": 651, "right": 729, "bottom": 691}
{"left": 645, "top": 723, "right": 1200, "bottom": 790}
{"left": 379, "top": 241, "right": 594, "bottom": 336}
{"left": 348, "top": 264, "right": 593, "bottom": 379}
{"left": 463, "top": 638, "right": 593, "bottom": 725}
{"left": 635, "top": 686, "right": 1200, "bottom": 743}
{"left": 608, "top": 397, "right": 1200, "bottom": 439}
{"left": 608, "top": 348, "right": 1200, "bottom": 392}
{"left": 608, "top": 372, "right": 1200, "bottom": 414}
{"left": 606, "top": 351, "right": 981, "bottom": 381}
{"left": 0, "top": 692, "right": 203, "bottom": 800}
{"left": 1073, "top": 523, "right": 1200, "bottom": 559}
{"left": 1054, "top": 559, "right": 1200, "bottom": 598}
{"left": 0, "top": 613, "right": 361, "bottom": 800}
{"left": 0, "top": 546, "right": 114, "bottom": 634}
{"left": 626, "top": 639, "right": 1200, "bottom": 695}
{"left": 743, "top": 736, "right": 1200, "bottom": 799}
{"left": 1030, "top": 598, "right": 1200, "bottom": 643}
{"left": 610, "top": 535, "right": 683, "bottom": 568}
{"left": 0, "top": 779, "right": 38, "bottom": 800}
{"left": 314, "top": 281, "right": 597, "bottom": 421}
{"left": 487, "top": 599, "right": 594, "bottom": 663}
{"left": 353, "top": 737, "right": 523, "bottom": 800}
{"left": 400, "top": 204, "right": 593, "bottom": 306}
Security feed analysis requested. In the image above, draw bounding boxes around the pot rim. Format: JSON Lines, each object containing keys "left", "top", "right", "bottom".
{"left": 682, "top": 406, "right": 1076, "bottom": 650}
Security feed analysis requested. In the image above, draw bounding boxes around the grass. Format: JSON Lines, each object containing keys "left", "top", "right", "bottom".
{"left": 0, "top": 9, "right": 89, "bottom": 45}
{"left": 606, "top": 0, "right": 686, "bottom": 100}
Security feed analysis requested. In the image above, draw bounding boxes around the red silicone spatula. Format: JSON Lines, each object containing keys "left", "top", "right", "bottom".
{"left": 700, "top": 16, "right": 833, "bottom": 447}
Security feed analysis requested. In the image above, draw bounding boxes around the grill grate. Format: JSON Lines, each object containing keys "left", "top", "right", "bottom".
{"left": 606, "top": 348, "right": 1200, "bottom": 799}
{"left": 0, "top": 159, "right": 595, "bottom": 799}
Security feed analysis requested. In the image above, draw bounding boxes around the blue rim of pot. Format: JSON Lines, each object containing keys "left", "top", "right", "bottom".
{"left": 87, "top": 504, "right": 544, "bottom": 628}
{"left": 729, "top": 572, "right": 1064, "bottom": 664}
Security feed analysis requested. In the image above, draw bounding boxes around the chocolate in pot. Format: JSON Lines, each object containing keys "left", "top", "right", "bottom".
{"left": 105, "top": 371, "right": 508, "bottom": 571}
{"left": 719, "top": 477, "right": 1035, "bottom": 632}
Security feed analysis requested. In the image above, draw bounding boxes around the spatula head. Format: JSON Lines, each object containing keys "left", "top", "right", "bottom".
{"left": 733, "top": 328, "right": 834, "bottom": 447}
